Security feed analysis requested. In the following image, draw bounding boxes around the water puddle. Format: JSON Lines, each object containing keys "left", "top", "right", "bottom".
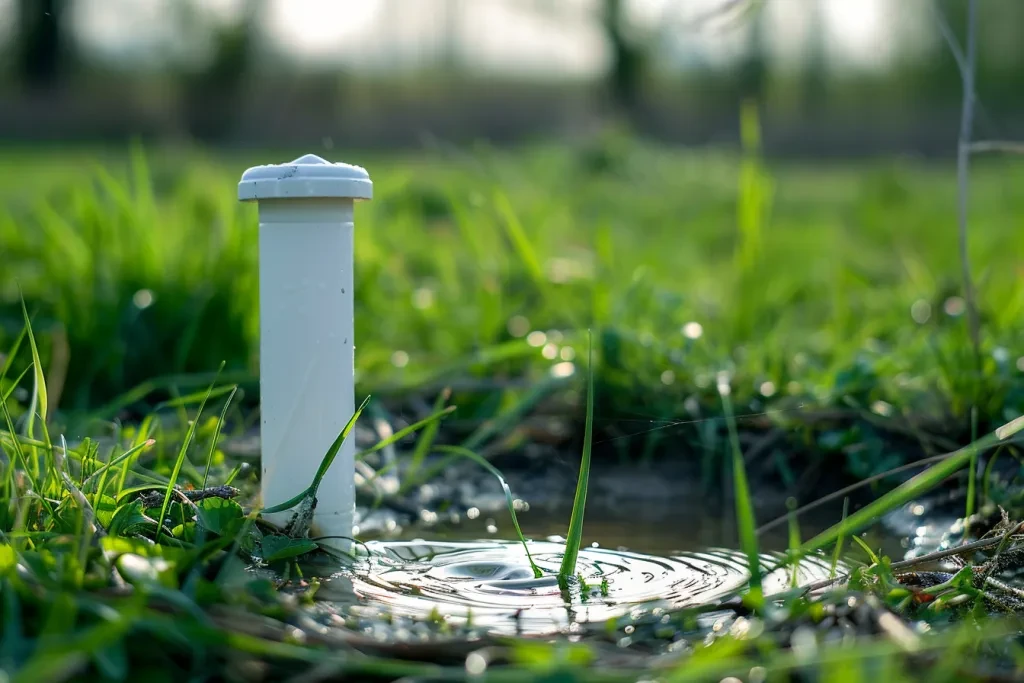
{"left": 318, "top": 540, "right": 841, "bottom": 636}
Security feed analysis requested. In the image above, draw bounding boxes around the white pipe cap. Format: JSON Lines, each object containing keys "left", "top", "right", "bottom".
{"left": 238, "top": 153, "right": 373, "bottom": 202}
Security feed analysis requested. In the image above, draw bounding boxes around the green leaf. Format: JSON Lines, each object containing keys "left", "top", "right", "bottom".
{"left": 115, "top": 553, "right": 177, "bottom": 589}
{"left": 172, "top": 523, "right": 197, "bottom": 543}
{"left": 94, "top": 495, "right": 118, "bottom": 529}
{"left": 107, "top": 501, "right": 158, "bottom": 537}
{"left": 261, "top": 534, "right": 318, "bottom": 563}
{"left": 196, "top": 498, "right": 244, "bottom": 537}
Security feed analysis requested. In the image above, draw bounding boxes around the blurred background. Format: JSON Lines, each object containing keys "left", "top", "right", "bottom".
{"left": 2, "top": 0, "right": 1023, "bottom": 153}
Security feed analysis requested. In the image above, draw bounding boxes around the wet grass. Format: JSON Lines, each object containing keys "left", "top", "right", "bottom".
{"left": 3, "top": 134, "right": 1024, "bottom": 679}
{"left": 4, "top": 137, "right": 1024, "bottom": 485}
{"left": 3, "top": 311, "right": 1024, "bottom": 681}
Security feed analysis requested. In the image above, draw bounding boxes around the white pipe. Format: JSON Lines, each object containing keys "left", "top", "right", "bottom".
{"left": 238, "top": 154, "right": 373, "bottom": 549}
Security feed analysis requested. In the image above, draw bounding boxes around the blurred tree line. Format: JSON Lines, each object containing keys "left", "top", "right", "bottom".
{"left": 6, "top": 0, "right": 1024, "bottom": 149}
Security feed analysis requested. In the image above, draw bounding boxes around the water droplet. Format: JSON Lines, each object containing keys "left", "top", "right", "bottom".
{"left": 507, "top": 316, "right": 530, "bottom": 337}
{"left": 660, "top": 370, "right": 675, "bottom": 385}
{"left": 560, "top": 347, "right": 575, "bottom": 361}
{"left": 871, "top": 400, "right": 893, "bottom": 417}
{"left": 551, "top": 362, "right": 575, "bottom": 378}
{"left": 526, "top": 331, "right": 547, "bottom": 347}
{"left": 944, "top": 296, "right": 966, "bottom": 316}
{"left": 412, "top": 288, "right": 435, "bottom": 310}
{"left": 486, "top": 524, "right": 498, "bottom": 534}
{"left": 467, "top": 507, "right": 480, "bottom": 520}
{"left": 132, "top": 289, "right": 155, "bottom": 309}
{"left": 682, "top": 322, "right": 703, "bottom": 340}
{"left": 759, "top": 381, "right": 776, "bottom": 397}
{"left": 391, "top": 351, "right": 409, "bottom": 368}
{"left": 466, "top": 652, "right": 487, "bottom": 675}
{"left": 911, "top": 299, "right": 931, "bottom": 324}
{"left": 542, "top": 343, "right": 558, "bottom": 360}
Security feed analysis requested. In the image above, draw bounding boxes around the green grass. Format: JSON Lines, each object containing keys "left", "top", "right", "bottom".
{"left": 4, "top": 139, "right": 1024, "bottom": 482}
{"left": 3, "top": 137, "right": 1024, "bottom": 679}
{"left": 2, "top": 307, "right": 1024, "bottom": 681}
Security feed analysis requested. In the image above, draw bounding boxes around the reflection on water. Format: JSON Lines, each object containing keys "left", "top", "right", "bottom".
{"left": 321, "top": 540, "right": 842, "bottom": 636}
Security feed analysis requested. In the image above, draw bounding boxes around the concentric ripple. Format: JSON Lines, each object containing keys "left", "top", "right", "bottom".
{"left": 332, "top": 540, "right": 840, "bottom": 635}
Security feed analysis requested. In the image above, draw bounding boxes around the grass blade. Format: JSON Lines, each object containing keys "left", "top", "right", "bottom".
{"left": 202, "top": 385, "right": 238, "bottom": 489}
{"left": 434, "top": 444, "right": 541, "bottom": 578}
{"left": 355, "top": 403, "right": 455, "bottom": 463}
{"left": 829, "top": 497, "right": 850, "bottom": 580}
{"left": 260, "top": 396, "right": 370, "bottom": 515}
{"left": 20, "top": 298, "right": 47, "bottom": 427}
{"left": 403, "top": 389, "right": 451, "bottom": 479}
{"left": 719, "top": 371, "right": 761, "bottom": 595}
{"left": 154, "top": 366, "right": 222, "bottom": 543}
{"left": 797, "top": 416, "right": 1024, "bottom": 557}
{"left": 558, "top": 331, "right": 595, "bottom": 585}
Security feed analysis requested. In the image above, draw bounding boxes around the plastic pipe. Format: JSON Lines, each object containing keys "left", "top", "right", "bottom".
{"left": 238, "top": 153, "right": 372, "bottom": 548}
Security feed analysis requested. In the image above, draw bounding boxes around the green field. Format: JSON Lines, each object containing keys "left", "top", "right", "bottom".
{"left": 4, "top": 136, "right": 1024, "bottom": 476}
{"left": 2, "top": 135, "right": 1024, "bottom": 681}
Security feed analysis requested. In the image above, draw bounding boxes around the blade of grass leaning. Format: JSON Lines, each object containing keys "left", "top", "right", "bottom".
{"left": 20, "top": 298, "right": 51, "bottom": 486}
{"left": 434, "top": 444, "right": 541, "bottom": 579}
{"left": 0, "top": 326, "right": 27, "bottom": 386}
{"left": 462, "top": 374, "right": 568, "bottom": 452}
{"left": 558, "top": 332, "right": 595, "bottom": 586}
{"left": 355, "top": 403, "right": 455, "bottom": 463}
{"left": 404, "top": 389, "right": 451, "bottom": 479}
{"left": 202, "top": 385, "right": 238, "bottom": 489}
{"left": 81, "top": 439, "right": 156, "bottom": 492}
{"left": 786, "top": 497, "right": 801, "bottom": 588}
{"left": 156, "top": 384, "right": 238, "bottom": 411}
{"left": 154, "top": 366, "right": 222, "bottom": 543}
{"left": 830, "top": 497, "right": 850, "bottom": 580}
{"left": 0, "top": 390, "right": 54, "bottom": 518}
{"left": 718, "top": 371, "right": 761, "bottom": 595}
{"left": 260, "top": 396, "right": 370, "bottom": 515}
{"left": 20, "top": 297, "right": 48, "bottom": 432}
{"left": 0, "top": 366, "right": 31, "bottom": 407}
{"left": 796, "top": 416, "right": 1024, "bottom": 558}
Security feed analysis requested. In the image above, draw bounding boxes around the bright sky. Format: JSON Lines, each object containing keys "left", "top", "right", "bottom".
{"left": 0, "top": 0, "right": 902, "bottom": 76}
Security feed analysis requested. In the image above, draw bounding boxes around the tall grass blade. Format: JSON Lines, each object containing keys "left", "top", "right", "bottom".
{"left": 202, "top": 385, "right": 238, "bottom": 489}
{"left": 154, "top": 366, "right": 222, "bottom": 543}
{"left": 830, "top": 497, "right": 850, "bottom": 580}
{"left": 718, "top": 372, "right": 761, "bottom": 594}
{"left": 558, "top": 332, "right": 595, "bottom": 585}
